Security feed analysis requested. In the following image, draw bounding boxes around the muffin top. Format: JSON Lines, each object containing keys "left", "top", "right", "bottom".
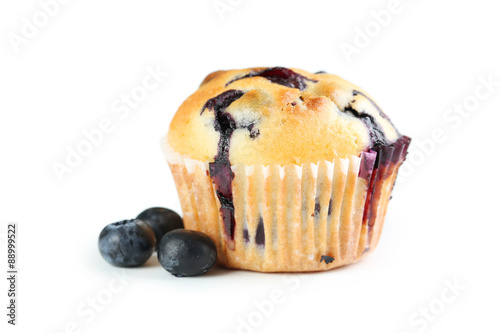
{"left": 167, "top": 67, "right": 400, "bottom": 165}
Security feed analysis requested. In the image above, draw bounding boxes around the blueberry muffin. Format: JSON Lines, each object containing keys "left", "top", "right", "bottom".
{"left": 163, "top": 67, "right": 410, "bottom": 272}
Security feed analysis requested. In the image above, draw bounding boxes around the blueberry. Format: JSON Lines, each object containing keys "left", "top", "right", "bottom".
{"left": 157, "top": 230, "right": 217, "bottom": 277}
{"left": 226, "top": 67, "right": 317, "bottom": 91}
{"left": 98, "top": 219, "right": 155, "bottom": 267}
{"left": 137, "top": 207, "right": 184, "bottom": 249}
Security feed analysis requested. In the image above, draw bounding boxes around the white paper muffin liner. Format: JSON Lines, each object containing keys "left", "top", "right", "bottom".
{"left": 161, "top": 136, "right": 410, "bottom": 272}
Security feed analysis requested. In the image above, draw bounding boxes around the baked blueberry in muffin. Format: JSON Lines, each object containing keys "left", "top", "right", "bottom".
{"left": 163, "top": 67, "right": 410, "bottom": 272}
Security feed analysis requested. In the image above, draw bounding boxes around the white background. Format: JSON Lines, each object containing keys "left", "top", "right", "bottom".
{"left": 1, "top": 0, "right": 499, "bottom": 332}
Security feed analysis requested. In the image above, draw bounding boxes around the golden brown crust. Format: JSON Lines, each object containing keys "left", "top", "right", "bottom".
{"left": 167, "top": 67, "right": 400, "bottom": 165}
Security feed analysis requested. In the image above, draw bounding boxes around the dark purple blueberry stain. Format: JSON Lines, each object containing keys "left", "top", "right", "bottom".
{"left": 255, "top": 217, "right": 265, "bottom": 246}
{"left": 353, "top": 90, "right": 400, "bottom": 136}
{"left": 344, "top": 104, "right": 388, "bottom": 148}
{"left": 390, "top": 136, "right": 412, "bottom": 191}
{"left": 315, "top": 71, "right": 327, "bottom": 74}
{"left": 209, "top": 163, "right": 236, "bottom": 243}
{"left": 393, "top": 136, "right": 411, "bottom": 163}
{"left": 346, "top": 91, "right": 410, "bottom": 254}
{"left": 327, "top": 199, "right": 333, "bottom": 216}
{"left": 202, "top": 89, "right": 258, "bottom": 244}
{"left": 359, "top": 136, "right": 411, "bottom": 253}
{"left": 363, "top": 144, "right": 395, "bottom": 251}
{"left": 243, "top": 229, "right": 249, "bottom": 242}
{"left": 226, "top": 67, "right": 317, "bottom": 91}
{"left": 320, "top": 255, "right": 334, "bottom": 264}
{"left": 358, "top": 150, "right": 377, "bottom": 180}
{"left": 314, "top": 199, "right": 321, "bottom": 218}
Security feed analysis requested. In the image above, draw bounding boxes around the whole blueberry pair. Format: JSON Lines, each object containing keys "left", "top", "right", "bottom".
{"left": 98, "top": 207, "right": 217, "bottom": 277}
